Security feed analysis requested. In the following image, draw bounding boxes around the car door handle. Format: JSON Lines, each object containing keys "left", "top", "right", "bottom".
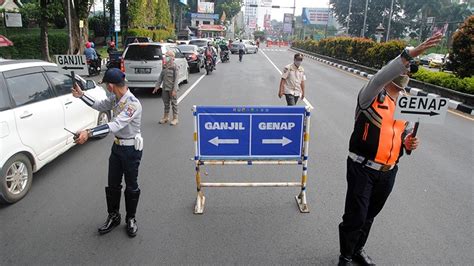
{"left": 19, "top": 112, "right": 33, "bottom": 119}
{"left": 65, "top": 101, "right": 73, "bottom": 105}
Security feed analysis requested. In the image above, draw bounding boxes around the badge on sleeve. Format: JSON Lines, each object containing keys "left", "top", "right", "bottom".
{"left": 125, "top": 104, "right": 137, "bottom": 117}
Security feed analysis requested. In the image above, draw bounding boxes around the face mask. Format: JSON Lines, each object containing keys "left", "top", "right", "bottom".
{"left": 165, "top": 56, "right": 171, "bottom": 62}
{"left": 294, "top": 60, "right": 302, "bottom": 67}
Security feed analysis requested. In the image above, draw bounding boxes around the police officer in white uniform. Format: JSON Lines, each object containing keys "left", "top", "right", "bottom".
{"left": 72, "top": 68, "right": 144, "bottom": 237}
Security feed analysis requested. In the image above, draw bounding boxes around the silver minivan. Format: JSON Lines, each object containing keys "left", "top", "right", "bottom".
{"left": 122, "top": 43, "right": 189, "bottom": 92}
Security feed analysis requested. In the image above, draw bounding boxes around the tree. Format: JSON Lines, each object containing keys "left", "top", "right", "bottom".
{"left": 40, "top": 0, "right": 50, "bottom": 61}
{"left": 215, "top": 0, "right": 242, "bottom": 22}
{"left": 62, "top": 0, "right": 94, "bottom": 54}
{"left": 330, "top": 0, "right": 405, "bottom": 39}
{"left": 156, "top": 0, "right": 172, "bottom": 28}
{"left": 449, "top": 15, "right": 473, "bottom": 78}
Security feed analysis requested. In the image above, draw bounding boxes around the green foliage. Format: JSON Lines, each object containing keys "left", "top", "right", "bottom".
{"left": 449, "top": 15, "right": 473, "bottom": 78}
{"left": 89, "top": 15, "right": 109, "bottom": 37}
{"left": 293, "top": 36, "right": 473, "bottom": 94}
{"left": 126, "top": 28, "right": 175, "bottom": 42}
{"left": 0, "top": 31, "right": 68, "bottom": 59}
{"left": 19, "top": 0, "right": 65, "bottom": 28}
{"left": 129, "top": 0, "right": 172, "bottom": 29}
{"left": 293, "top": 37, "right": 404, "bottom": 68}
{"left": 412, "top": 68, "right": 474, "bottom": 94}
{"left": 215, "top": 0, "right": 242, "bottom": 21}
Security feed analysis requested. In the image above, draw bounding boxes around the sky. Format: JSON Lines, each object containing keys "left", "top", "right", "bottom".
{"left": 268, "top": 0, "right": 330, "bottom": 22}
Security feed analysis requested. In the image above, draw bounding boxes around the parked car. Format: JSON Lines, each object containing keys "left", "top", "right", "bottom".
{"left": 230, "top": 40, "right": 258, "bottom": 54}
{"left": 0, "top": 60, "right": 109, "bottom": 204}
{"left": 189, "top": 38, "right": 209, "bottom": 48}
{"left": 123, "top": 36, "right": 153, "bottom": 48}
{"left": 178, "top": 44, "right": 204, "bottom": 73}
{"left": 428, "top": 54, "right": 445, "bottom": 68}
{"left": 419, "top": 53, "right": 442, "bottom": 66}
{"left": 121, "top": 42, "right": 189, "bottom": 93}
{"left": 177, "top": 40, "right": 190, "bottom": 45}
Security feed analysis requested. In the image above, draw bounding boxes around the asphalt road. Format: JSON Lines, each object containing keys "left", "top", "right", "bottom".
{"left": 1, "top": 49, "right": 473, "bottom": 265}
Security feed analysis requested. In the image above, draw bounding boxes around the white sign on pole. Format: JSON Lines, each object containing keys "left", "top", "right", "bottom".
{"left": 394, "top": 95, "right": 449, "bottom": 124}
{"left": 114, "top": 0, "right": 121, "bottom": 32}
{"left": 55, "top": 55, "right": 89, "bottom": 76}
{"left": 5, "top": 13, "right": 23, "bottom": 28}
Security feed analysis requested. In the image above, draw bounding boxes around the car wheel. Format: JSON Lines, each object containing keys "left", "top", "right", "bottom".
{"left": 93, "top": 111, "right": 110, "bottom": 139}
{"left": 183, "top": 70, "right": 189, "bottom": 84}
{"left": 0, "top": 154, "right": 33, "bottom": 204}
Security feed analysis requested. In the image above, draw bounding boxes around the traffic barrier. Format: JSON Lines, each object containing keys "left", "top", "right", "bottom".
{"left": 192, "top": 106, "right": 312, "bottom": 214}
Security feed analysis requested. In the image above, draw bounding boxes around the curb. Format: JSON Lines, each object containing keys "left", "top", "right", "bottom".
{"left": 290, "top": 48, "right": 474, "bottom": 116}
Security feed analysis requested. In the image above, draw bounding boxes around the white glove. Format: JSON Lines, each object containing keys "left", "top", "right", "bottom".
{"left": 134, "top": 134, "right": 144, "bottom": 151}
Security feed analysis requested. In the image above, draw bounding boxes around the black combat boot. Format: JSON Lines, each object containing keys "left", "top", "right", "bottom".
{"left": 338, "top": 223, "right": 361, "bottom": 266}
{"left": 353, "top": 221, "right": 375, "bottom": 265}
{"left": 124, "top": 189, "right": 140, "bottom": 237}
{"left": 98, "top": 187, "right": 122, "bottom": 235}
{"left": 353, "top": 249, "right": 376, "bottom": 266}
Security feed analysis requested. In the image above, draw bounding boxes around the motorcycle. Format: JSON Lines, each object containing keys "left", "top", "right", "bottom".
{"left": 106, "top": 51, "right": 122, "bottom": 69}
{"left": 220, "top": 50, "right": 230, "bottom": 63}
{"left": 204, "top": 54, "right": 214, "bottom": 75}
{"left": 87, "top": 55, "right": 101, "bottom": 76}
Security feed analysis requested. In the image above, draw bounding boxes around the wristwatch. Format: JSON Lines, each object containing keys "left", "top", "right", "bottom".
{"left": 401, "top": 48, "right": 413, "bottom": 61}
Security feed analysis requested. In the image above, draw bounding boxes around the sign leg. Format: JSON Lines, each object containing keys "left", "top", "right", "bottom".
{"left": 194, "top": 164, "right": 206, "bottom": 214}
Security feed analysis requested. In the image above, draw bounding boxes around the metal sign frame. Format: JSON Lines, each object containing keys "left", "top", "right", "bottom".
{"left": 192, "top": 106, "right": 312, "bottom": 214}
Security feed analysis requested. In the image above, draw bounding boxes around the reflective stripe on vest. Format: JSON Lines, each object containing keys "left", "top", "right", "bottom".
{"left": 349, "top": 94, "right": 406, "bottom": 165}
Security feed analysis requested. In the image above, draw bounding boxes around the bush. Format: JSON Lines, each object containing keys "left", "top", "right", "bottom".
{"left": 0, "top": 31, "right": 68, "bottom": 59}
{"left": 89, "top": 15, "right": 109, "bottom": 37}
{"left": 412, "top": 68, "right": 474, "bottom": 94}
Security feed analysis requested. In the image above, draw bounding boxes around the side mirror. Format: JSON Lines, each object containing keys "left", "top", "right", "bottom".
{"left": 86, "top": 80, "right": 96, "bottom": 90}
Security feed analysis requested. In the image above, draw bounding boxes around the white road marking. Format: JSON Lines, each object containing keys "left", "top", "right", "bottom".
{"left": 260, "top": 50, "right": 314, "bottom": 110}
{"left": 177, "top": 73, "right": 206, "bottom": 104}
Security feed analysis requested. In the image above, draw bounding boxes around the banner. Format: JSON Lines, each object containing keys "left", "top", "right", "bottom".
{"left": 260, "top": 0, "right": 272, "bottom": 6}
{"left": 302, "top": 8, "right": 329, "bottom": 25}
{"left": 114, "top": 0, "right": 120, "bottom": 32}
{"left": 198, "top": 0, "right": 214, "bottom": 14}
{"left": 191, "top": 13, "right": 219, "bottom": 20}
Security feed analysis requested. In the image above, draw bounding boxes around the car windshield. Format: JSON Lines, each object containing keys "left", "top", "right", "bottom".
{"left": 189, "top": 40, "right": 208, "bottom": 47}
{"left": 124, "top": 45, "right": 162, "bottom": 61}
{"left": 178, "top": 45, "right": 197, "bottom": 52}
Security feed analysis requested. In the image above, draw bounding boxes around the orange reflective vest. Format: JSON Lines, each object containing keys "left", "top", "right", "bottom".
{"left": 349, "top": 91, "right": 407, "bottom": 165}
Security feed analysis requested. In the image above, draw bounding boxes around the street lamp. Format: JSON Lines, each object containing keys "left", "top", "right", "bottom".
{"left": 375, "top": 23, "right": 385, "bottom": 43}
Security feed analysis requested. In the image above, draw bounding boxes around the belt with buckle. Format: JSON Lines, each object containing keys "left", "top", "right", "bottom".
{"left": 114, "top": 138, "right": 135, "bottom": 146}
{"left": 348, "top": 152, "right": 395, "bottom": 172}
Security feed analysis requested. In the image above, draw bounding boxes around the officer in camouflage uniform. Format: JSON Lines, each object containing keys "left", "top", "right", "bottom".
{"left": 154, "top": 50, "right": 179, "bottom": 126}
{"left": 72, "top": 68, "right": 144, "bottom": 237}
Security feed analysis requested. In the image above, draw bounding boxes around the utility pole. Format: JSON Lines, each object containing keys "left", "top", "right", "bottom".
{"left": 67, "top": 0, "right": 72, "bottom": 54}
{"left": 386, "top": 0, "right": 394, "bottom": 42}
{"left": 347, "top": 0, "right": 352, "bottom": 35}
{"left": 292, "top": 0, "right": 296, "bottom": 40}
{"left": 361, "top": 0, "right": 369, "bottom": 37}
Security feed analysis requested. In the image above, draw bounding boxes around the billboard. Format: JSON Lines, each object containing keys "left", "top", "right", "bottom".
{"left": 261, "top": 0, "right": 272, "bottom": 6}
{"left": 283, "top": 13, "right": 293, "bottom": 33}
{"left": 302, "top": 8, "right": 329, "bottom": 25}
{"left": 114, "top": 0, "right": 120, "bottom": 32}
{"left": 249, "top": 18, "right": 257, "bottom": 29}
{"left": 264, "top": 14, "right": 271, "bottom": 30}
{"left": 198, "top": 0, "right": 214, "bottom": 14}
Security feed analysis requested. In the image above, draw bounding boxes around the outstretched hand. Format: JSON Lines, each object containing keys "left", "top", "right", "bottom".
{"left": 409, "top": 33, "right": 443, "bottom": 58}
{"left": 71, "top": 82, "right": 84, "bottom": 98}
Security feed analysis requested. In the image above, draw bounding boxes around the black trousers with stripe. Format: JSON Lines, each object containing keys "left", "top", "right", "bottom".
{"left": 339, "top": 157, "right": 398, "bottom": 258}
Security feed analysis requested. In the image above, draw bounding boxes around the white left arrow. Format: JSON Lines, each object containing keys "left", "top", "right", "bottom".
{"left": 209, "top": 137, "right": 239, "bottom": 147}
{"left": 262, "top": 137, "right": 292, "bottom": 146}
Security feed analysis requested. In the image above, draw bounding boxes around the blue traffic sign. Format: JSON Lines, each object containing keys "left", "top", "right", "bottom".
{"left": 195, "top": 106, "right": 306, "bottom": 160}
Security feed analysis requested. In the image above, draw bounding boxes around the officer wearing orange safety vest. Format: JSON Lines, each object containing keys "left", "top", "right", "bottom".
{"left": 338, "top": 32, "right": 443, "bottom": 266}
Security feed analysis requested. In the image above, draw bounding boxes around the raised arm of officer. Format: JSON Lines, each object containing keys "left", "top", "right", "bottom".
{"left": 72, "top": 82, "right": 114, "bottom": 111}
{"left": 358, "top": 33, "right": 443, "bottom": 109}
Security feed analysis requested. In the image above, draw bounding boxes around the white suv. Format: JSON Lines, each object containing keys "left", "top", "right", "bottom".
{"left": 0, "top": 60, "right": 109, "bottom": 204}
{"left": 122, "top": 42, "right": 189, "bottom": 92}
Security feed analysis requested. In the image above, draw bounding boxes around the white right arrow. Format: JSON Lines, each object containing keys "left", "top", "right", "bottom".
{"left": 209, "top": 137, "right": 239, "bottom": 147}
{"left": 262, "top": 137, "right": 292, "bottom": 146}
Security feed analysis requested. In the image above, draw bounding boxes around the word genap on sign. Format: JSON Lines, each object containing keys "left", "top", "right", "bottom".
{"left": 258, "top": 122, "right": 296, "bottom": 130}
